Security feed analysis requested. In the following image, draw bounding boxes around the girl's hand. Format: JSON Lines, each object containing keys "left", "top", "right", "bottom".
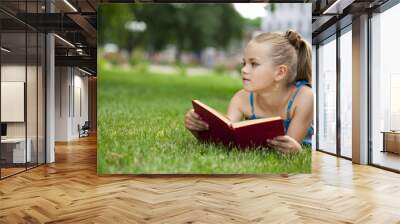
{"left": 267, "top": 135, "right": 302, "bottom": 153}
{"left": 184, "top": 109, "right": 209, "bottom": 131}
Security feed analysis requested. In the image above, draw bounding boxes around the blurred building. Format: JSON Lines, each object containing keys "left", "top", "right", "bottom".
{"left": 261, "top": 3, "right": 312, "bottom": 44}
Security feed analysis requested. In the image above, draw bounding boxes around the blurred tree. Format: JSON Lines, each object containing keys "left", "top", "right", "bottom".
{"left": 265, "top": 3, "right": 276, "bottom": 13}
{"left": 133, "top": 3, "right": 245, "bottom": 62}
{"left": 177, "top": 4, "right": 244, "bottom": 62}
{"left": 99, "top": 3, "right": 245, "bottom": 62}
{"left": 213, "top": 4, "right": 244, "bottom": 50}
{"left": 98, "top": 4, "right": 135, "bottom": 49}
{"left": 131, "top": 4, "right": 178, "bottom": 53}
{"left": 244, "top": 17, "right": 262, "bottom": 30}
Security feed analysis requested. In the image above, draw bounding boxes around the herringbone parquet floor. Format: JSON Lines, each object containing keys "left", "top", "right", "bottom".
{"left": 1, "top": 134, "right": 400, "bottom": 223}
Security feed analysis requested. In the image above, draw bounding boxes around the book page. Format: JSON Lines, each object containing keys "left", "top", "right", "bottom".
{"left": 192, "top": 100, "right": 232, "bottom": 126}
{"left": 231, "top": 116, "right": 282, "bottom": 129}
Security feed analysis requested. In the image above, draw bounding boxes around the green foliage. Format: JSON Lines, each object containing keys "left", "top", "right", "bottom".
{"left": 129, "top": 49, "right": 146, "bottom": 66}
{"left": 98, "top": 53, "right": 107, "bottom": 70}
{"left": 99, "top": 3, "right": 245, "bottom": 59}
{"left": 176, "top": 63, "right": 187, "bottom": 76}
{"left": 97, "top": 66, "right": 312, "bottom": 174}
{"left": 244, "top": 17, "right": 262, "bottom": 31}
{"left": 133, "top": 61, "right": 149, "bottom": 74}
{"left": 131, "top": 3, "right": 178, "bottom": 52}
{"left": 235, "top": 63, "right": 243, "bottom": 75}
{"left": 214, "top": 64, "right": 226, "bottom": 75}
{"left": 102, "top": 52, "right": 127, "bottom": 66}
{"left": 266, "top": 3, "right": 276, "bottom": 13}
{"left": 98, "top": 4, "right": 135, "bottom": 48}
{"left": 108, "top": 55, "right": 120, "bottom": 66}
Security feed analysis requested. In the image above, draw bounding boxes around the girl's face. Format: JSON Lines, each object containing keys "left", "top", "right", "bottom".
{"left": 241, "top": 41, "right": 282, "bottom": 93}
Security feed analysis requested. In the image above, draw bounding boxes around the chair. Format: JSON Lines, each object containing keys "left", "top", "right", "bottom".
{"left": 79, "top": 121, "right": 90, "bottom": 138}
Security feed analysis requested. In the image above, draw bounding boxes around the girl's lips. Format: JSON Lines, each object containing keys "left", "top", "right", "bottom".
{"left": 242, "top": 78, "right": 250, "bottom": 82}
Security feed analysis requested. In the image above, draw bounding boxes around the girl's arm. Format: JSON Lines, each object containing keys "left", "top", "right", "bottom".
{"left": 268, "top": 88, "right": 314, "bottom": 153}
{"left": 286, "top": 88, "right": 314, "bottom": 143}
{"left": 226, "top": 90, "right": 245, "bottom": 122}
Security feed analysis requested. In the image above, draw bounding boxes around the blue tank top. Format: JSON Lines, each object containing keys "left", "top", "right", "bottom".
{"left": 248, "top": 80, "right": 314, "bottom": 146}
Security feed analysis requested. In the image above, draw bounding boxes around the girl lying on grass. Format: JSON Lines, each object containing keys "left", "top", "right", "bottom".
{"left": 184, "top": 30, "right": 314, "bottom": 153}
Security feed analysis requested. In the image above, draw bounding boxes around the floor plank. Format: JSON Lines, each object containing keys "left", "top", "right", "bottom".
{"left": 1, "top": 134, "right": 400, "bottom": 223}
{"left": 372, "top": 150, "right": 400, "bottom": 171}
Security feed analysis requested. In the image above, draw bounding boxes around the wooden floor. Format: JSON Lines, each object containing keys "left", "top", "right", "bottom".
{"left": 1, "top": 167, "right": 26, "bottom": 178}
{"left": 372, "top": 150, "right": 400, "bottom": 171}
{"left": 1, "top": 163, "right": 45, "bottom": 178}
{"left": 1, "top": 135, "right": 400, "bottom": 223}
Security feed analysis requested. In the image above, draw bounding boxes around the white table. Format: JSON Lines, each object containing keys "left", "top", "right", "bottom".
{"left": 1, "top": 138, "right": 31, "bottom": 163}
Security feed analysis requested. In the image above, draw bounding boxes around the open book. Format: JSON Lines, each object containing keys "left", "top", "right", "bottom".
{"left": 192, "top": 100, "right": 285, "bottom": 149}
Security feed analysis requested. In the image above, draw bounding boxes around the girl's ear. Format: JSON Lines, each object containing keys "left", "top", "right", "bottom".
{"left": 274, "top": 65, "right": 289, "bottom": 82}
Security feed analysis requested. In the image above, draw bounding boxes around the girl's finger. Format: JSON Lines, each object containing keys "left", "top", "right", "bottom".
{"left": 188, "top": 121, "right": 203, "bottom": 131}
{"left": 275, "top": 145, "right": 290, "bottom": 153}
{"left": 185, "top": 119, "right": 199, "bottom": 130}
{"left": 268, "top": 139, "right": 280, "bottom": 148}
{"left": 189, "top": 124, "right": 203, "bottom": 131}
{"left": 188, "top": 117, "right": 207, "bottom": 129}
{"left": 269, "top": 140, "right": 290, "bottom": 153}
{"left": 188, "top": 115, "right": 208, "bottom": 129}
{"left": 196, "top": 120, "right": 209, "bottom": 129}
{"left": 192, "top": 111, "right": 201, "bottom": 119}
{"left": 190, "top": 110, "right": 201, "bottom": 120}
{"left": 187, "top": 120, "right": 207, "bottom": 131}
{"left": 274, "top": 135, "right": 289, "bottom": 142}
{"left": 191, "top": 125, "right": 203, "bottom": 131}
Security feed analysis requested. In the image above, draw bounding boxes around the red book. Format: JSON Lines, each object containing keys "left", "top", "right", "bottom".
{"left": 192, "top": 100, "right": 285, "bottom": 149}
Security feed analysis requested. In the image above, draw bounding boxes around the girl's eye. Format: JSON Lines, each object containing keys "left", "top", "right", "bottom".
{"left": 242, "top": 61, "right": 259, "bottom": 67}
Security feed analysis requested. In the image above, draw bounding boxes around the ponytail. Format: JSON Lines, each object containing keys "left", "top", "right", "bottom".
{"left": 285, "top": 30, "right": 312, "bottom": 85}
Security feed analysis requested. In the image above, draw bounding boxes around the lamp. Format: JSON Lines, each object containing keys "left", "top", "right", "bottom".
{"left": 78, "top": 67, "right": 92, "bottom": 76}
{"left": 63, "top": 0, "right": 78, "bottom": 12}
{"left": 54, "top": 34, "right": 75, "bottom": 48}
{"left": 1, "top": 47, "right": 11, "bottom": 53}
{"left": 322, "top": 0, "right": 354, "bottom": 15}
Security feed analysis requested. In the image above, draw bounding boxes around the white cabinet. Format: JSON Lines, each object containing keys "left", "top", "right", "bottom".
{"left": 1, "top": 138, "right": 32, "bottom": 163}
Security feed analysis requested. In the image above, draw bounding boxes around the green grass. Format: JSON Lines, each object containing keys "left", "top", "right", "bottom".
{"left": 97, "top": 65, "right": 311, "bottom": 174}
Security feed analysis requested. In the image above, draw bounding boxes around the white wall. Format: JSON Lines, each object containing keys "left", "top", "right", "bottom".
{"left": 312, "top": 45, "right": 316, "bottom": 150}
{"left": 55, "top": 67, "right": 89, "bottom": 141}
{"left": 55, "top": 66, "right": 69, "bottom": 141}
{"left": 1, "top": 64, "right": 46, "bottom": 164}
{"left": 73, "top": 72, "right": 89, "bottom": 137}
{"left": 1, "top": 65, "right": 26, "bottom": 81}
{"left": 1, "top": 65, "right": 41, "bottom": 137}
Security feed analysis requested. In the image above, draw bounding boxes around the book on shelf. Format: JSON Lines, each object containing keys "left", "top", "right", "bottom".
{"left": 191, "top": 100, "right": 285, "bottom": 149}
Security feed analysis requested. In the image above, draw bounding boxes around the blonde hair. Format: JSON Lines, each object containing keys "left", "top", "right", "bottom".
{"left": 252, "top": 29, "right": 312, "bottom": 85}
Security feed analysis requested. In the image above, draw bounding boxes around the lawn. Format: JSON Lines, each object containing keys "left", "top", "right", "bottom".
{"left": 97, "top": 64, "right": 311, "bottom": 174}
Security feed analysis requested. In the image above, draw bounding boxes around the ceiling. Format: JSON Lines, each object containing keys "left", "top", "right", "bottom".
{"left": 0, "top": 0, "right": 97, "bottom": 75}
{"left": 311, "top": 0, "right": 390, "bottom": 44}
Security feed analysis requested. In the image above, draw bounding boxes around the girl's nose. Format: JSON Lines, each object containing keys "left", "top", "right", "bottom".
{"left": 241, "top": 65, "right": 249, "bottom": 75}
